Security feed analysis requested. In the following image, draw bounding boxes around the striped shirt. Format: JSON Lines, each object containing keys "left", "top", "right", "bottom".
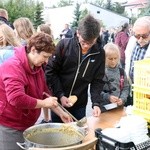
{"left": 129, "top": 43, "right": 149, "bottom": 83}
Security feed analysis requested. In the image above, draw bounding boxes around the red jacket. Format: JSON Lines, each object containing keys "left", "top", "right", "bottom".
{"left": 115, "top": 31, "right": 129, "bottom": 63}
{"left": 0, "top": 46, "right": 50, "bottom": 131}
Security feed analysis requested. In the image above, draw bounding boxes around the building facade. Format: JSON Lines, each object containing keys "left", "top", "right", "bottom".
{"left": 43, "top": 3, "right": 129, "bottom": 39}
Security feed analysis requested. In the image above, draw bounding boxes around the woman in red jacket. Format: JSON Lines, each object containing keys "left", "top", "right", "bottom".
{"left": 0, "top": 32, "right": 72, "bottom": 150}
{"left": 115, "top": 22, "right": 130, "bottom": 69}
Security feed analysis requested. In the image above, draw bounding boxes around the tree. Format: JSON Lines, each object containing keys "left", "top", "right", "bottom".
{"left": 113, "top": 2, "right": 125, "bottom": 14}
{"left": 33, "top": 2, "right": 45, "bottom": 29}
{"left": 91, "top": 0, "right": 105, "bottom": 7}
{"left": 71, "top": 3, "right": 81, "bottom": 30}
{"left": 103, "top": 0, "right": 125, "bottom": 15}
{"left": 79, "top": 8, "right": 89, "bottom": 20}
{"left": 83, "top": 0, "right": 89, "bottom": 3}
{"left": 105, "top": 0, "right": 113, "bottom": 10}
{"left": 57, "top": 0, "right": 74, "bottom": 7}
{"left": 0, "top": 0, "right": 36, "bottom": 23}
{"left": 138, "top": 2, "right": 150, "bottom": 17}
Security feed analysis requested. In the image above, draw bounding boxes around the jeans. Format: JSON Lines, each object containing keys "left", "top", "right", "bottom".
{"left": 51, "top": 107, "right": 86, "bottom": 123}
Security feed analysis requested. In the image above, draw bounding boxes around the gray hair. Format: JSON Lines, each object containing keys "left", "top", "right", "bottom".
{"left": 133, "top": 16, "right": 150, "bottom": 31}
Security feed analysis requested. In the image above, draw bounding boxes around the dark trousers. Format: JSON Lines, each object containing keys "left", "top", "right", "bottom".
{"left": 51, "top": 107, "right": 86, "bottom": 123}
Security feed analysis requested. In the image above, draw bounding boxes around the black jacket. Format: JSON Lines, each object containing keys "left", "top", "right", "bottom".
{"left": 0, "top": 16, "right": 14, "bottom": 29}
{"left": 45, "top": 36, "right": 105, "bottom": 110}
{"left": 60, "top": 28, "right": 73, "bottom": 39}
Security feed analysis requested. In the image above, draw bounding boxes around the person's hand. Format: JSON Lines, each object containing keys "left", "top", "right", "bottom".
{"left": 59, "top": 111, "right": 73, "bottom": 123}
{"left": 109, "top": 95, "right": 119, "bottom": 103}
{"left": 43, "top": 96, "right": 58, "bottom": 109}
{"left": 92, "top": 106, "right": 101, "bottom": 117}
{"left": 60, "top": 96, "right": 72, "bottom": 107}
{"left": 116, "top": 98, "right": 123, "bottom": 106}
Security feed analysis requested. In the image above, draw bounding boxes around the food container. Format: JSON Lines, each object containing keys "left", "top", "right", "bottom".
{"left": 17, "top": 123, "right": 86, "bottom": 149}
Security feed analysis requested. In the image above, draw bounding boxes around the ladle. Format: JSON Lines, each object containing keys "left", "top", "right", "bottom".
{"left": 43, "top": 92, "right": 87, "bottom": 127}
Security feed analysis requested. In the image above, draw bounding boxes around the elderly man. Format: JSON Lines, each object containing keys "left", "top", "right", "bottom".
{"left": 0, "top": 8, "right": 14, "bottom": 29}
{"left": 125, "top": 16, "right": 150, "bottom": 83}
{"left": 125, "top": 16, "right": 150, "bottom": 105}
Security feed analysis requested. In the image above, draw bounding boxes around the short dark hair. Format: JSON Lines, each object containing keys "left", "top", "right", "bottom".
{"left": 121, "top": 22, "right": 128, "bottom": 31}
{"left": 78, "top": 14, "right": 100, "bottom": 41}
{"left": 27, "top": 32, "right": 55, "bottom": 54}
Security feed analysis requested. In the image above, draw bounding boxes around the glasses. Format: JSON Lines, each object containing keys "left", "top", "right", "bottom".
{"left": 79, "top": 35, "right": 96, "bottom": 46}
{"left": 134, "top": 33, "right": 150, "bottom": 39}
{"left": 80, "top": 39, "right": 96, "bottom": 46}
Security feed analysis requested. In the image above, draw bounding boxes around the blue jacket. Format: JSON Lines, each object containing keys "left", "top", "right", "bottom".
{"left": 0, "top": 46, "right": 14, "bottom": 64}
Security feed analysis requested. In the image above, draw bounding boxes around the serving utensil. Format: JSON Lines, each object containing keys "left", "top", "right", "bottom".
{"left": 43, "top": 92, "right": 87, "bottom": 127}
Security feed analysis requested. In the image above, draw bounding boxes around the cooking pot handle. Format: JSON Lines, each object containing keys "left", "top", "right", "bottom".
{"left": 16, "top": 142, "right": 28, "bottom": 150}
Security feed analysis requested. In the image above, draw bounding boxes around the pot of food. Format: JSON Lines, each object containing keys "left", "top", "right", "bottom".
{"left": 17, "top": 123, "right": 86, "bottom": 149}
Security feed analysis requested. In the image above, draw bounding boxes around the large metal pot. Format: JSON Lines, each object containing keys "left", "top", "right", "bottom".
{"left": 17, "top": 123, "right": 86, "bottom": 149}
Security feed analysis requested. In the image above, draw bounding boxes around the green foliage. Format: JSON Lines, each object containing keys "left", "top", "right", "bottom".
{"left": 138, "top": 2, "right": 150, "bottom": 17}
{"left": 83, "top": 0, "right": 89, "bottom": 3}
{"left": 79, "top": 8, "right": 89, "bottom": 20}
{"left": 33, "top": 2, "right": 45, "bottom": 29}
{"left": 71, "top": 1, "right": 106, "bottom": 31}
{"left": 51, "top": 5, "right": 57, "bottom": 8}
{"left": 104, "top": 0, "right": 113, "bottom": 10}
{"left": 71, "top": 3, "right": 81, "bottom": 30}
{"left": 113, "top": 2, "right": 125, "bottom": 14}
{"left": 122, "top": 11, "right": 129, "bottom": 18}
{"left": 92, "top": 0, "right": 125, "bottom": 15}
{"left": 91, "top": 0, "right": 105, "bottom": 7}
{"left": 130, "top": 16, "right": 137, "bottom": 25}
{"left": 0, "top": 0, "right": 36, "bottom": 23}
{"left": 57, "top": 0, "right": 74, "bottom": 7}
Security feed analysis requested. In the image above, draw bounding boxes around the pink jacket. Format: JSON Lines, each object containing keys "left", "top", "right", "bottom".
{"left": 0, "top": 46, "right": 50, "bottom": 131}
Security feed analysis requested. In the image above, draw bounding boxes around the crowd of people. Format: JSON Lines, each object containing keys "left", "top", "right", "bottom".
{"left": 0, "top": 7, "right": 150, "bottom": 150}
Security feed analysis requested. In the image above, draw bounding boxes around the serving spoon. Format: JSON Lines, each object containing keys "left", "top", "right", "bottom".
{"left": 43, "top": 92, "right": 87, "bottom": 127}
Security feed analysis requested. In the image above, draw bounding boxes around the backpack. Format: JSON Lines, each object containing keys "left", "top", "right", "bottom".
{"left": 119, "top": 67, "right": 124, "bottom": 91}
{"left": 119, "top": 67, "right": 133, "bottom": 106}
{"left": 60, "top": 38, "right": 70, "bottom": 57}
